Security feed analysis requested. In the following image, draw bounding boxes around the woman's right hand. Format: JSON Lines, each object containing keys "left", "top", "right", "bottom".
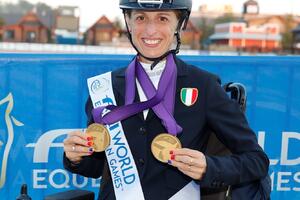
{"left": 63, "top": 131, "right": 94, "bottom": 164}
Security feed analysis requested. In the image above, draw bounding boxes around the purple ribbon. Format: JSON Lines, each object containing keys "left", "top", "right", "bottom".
{"left": 126, "top": 54, "right": 182, "bottom": 135}
{"left": 92, "top": 54, "right": 182, "bottom": 136}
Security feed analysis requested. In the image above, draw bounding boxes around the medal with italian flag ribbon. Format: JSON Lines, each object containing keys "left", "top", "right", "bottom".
{"left": 180, "top": 88, "right": 198, "bottom": 106}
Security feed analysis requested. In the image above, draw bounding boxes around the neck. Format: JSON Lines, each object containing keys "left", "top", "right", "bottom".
{"left": 138, "top": 55, "right": 167, "bottom": 64}
{"left": 137, "top": 51, "right": 174, "bottom": 70}
{"left": 140, "top": 60, "right": 166, "bottom": 72}
{"left": 138, "top": 55, "right": 154, "bottom": 64}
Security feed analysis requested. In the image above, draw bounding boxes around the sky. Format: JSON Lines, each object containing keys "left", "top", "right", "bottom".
{"left": 1, "top": 0, "right": 300, "bottom": 30}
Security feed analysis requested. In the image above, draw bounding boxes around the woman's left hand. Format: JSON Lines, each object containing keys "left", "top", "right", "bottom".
{"left": 168, "top": 148, "right": 207, "bottom": 180}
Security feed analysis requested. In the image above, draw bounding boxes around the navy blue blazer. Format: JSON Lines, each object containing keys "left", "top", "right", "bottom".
{"left": 64, "top": 56, "right": 269, "bottom": 200}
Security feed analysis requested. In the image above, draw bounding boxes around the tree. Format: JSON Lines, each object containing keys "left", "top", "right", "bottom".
{"left": 113, "top": 17, "right": 124, "bottom": 30}
{"left": 0, "top": 18, "right": 4, "bottom": 26}
{"left": 281, "top": 15, "right": 294, "bottom": 52}
{"left": 198, "top": 18, "right": 214, "bottom": 50}
{"left": 215, "top": 13, "right": 241, "bottom": 24}
{"left": 0, "top": 17, "right": 4, "bottom": 41}
{"left": 18, "top": 0, "right": 34, "bottom": 13}
{"left": 0, "top": 0, "right": 33, "bottom": 14}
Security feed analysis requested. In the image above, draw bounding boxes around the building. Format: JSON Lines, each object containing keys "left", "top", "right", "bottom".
{"left": 53, "top": 6, "right": 81, "bottom": 44}
{"left": 293, "top": 24, "right": 300, "bottom": 53}
{"left": 85, "top": 15, "right": 119, "bottom": 45}
{"left": 0, "top": 3, "right": 55, "bottom": 42}
{"left": 181, "top": 20, "right": 201, "bottom": 50}
{"left": 190, "top": 0, "right": 300, "bottom": 52}
{"left": 242, "top": 0, "right": 300, "bottom": 33}
{"left": 245, "top": 15, "right": 300, "bottom": 34}
{"left": 209, "top": 22, "right": 281, "bottom": 52}
{"left": 1, "top": 12, "right": 50, "bottom": 43}
{"left": 0, "top": 20, "right": 4, "bottom": 40}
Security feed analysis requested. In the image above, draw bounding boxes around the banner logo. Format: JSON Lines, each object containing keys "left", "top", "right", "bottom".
{"left": 90, "top": 77, "right": 110, "bottom": 94}
{"left": 0, "top": 93, "right": 24, "bottom": 188}
{"left": 26, "top": 129, "right": 81, "bottom": 163}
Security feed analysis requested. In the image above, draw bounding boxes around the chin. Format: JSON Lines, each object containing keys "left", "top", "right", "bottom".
{"left": 141, "top": 49, "right": 165, "bottom": 58}
{"left": 145, "top": 53, "right": 161, "bottom": 58}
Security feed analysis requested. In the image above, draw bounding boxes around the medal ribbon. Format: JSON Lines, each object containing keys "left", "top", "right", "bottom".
{"left": 92, "top": 54, "right": 182, "bottom": 136}
{"left": 126, "top": 54, "right": 182, "bottom": 135}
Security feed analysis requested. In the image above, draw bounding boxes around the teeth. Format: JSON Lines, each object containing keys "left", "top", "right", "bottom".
{"left": 144, "top": 39, "right": 160, "bottom": 45}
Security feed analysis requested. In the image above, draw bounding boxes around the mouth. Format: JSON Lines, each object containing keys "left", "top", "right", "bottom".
{"left": 142, "top": 38, "right": 162, "bottom": 46}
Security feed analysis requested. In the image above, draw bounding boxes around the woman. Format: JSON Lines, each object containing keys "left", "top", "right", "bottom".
{"left": 63, "top": 1, "right": 269, "bottom": 199}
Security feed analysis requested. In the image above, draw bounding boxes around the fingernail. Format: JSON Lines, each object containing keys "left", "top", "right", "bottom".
{"left": 169, "top": 150, "right": 173, "bottom": 154}
{"left": 89, "top": 147, "right": 94, "bottom": 153}
{"left": 87, "top": 137, "right": 92, "bottom": 141}
{"left": 167, "top": 160, "right": 172, "bottom": 165}
{"left": 171, "top": 154, "right": 175, "bottom": 160}
{"left": 87, "top": 141, "right": 93, "bottom": 146}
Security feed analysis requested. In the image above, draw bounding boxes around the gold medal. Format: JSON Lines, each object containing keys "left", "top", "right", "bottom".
{"left": 151, "top": 133, "right": 182, "bottom": 163}
{"left": 86, "top": 123, "right": 110, "bottom": 152}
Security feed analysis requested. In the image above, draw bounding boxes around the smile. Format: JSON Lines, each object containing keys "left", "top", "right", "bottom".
{"left": 143, "top": 39, "right": 161, "bottom": 45}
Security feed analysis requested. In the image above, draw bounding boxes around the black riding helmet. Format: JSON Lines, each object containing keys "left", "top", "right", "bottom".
{"left": 119, "top": 0, "right": 192, "bottom": 14}
{"left": 119, "top": 0, "right": 193, "bottom": 69}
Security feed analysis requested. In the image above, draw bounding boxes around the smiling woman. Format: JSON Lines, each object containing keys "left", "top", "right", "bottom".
{"left": 63, "top": 1, "right": 270, "bottom": 200}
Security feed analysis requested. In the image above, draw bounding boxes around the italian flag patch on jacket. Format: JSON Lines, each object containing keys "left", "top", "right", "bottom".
{"left": 180, "top": 88, "right": 198, "bottom": 106}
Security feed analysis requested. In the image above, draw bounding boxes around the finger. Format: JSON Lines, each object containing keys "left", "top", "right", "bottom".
{"left": 171, "top": 154, "right": 207, "bottom": 173}
{"left": 178, "top": 163, "right": 206, "bottom": 175}
{"left": 176, "top": 161, "right": 206, "bottom": 179}
{"left": 170, "top": 160, "right": 204, "bottom": 180}
{"left": 65, "top": 131, "right": 89, "bottom": 143}
{"left": 67, "top": 151, "right": 93, "bottom": 158}
{"left": 64, "top": 135, "right": 91, "bottom": 147}
{"left": 171, "top": 154, "right": 203, "bottom": 168}
{"left": 65, "top": 146, "right": 94, "bottom": 158}
{"left": 173, "top": 154, "right": 191, "bottom": 164}
{"left": 65, "top": 144, "right": 93, "bottom": 154}
{"left": 172, "top": 148, "right": 200, "bottom": 158}
{"left": 177, "top": 166, "right": 204, "bottom": 180}
{"left": 171, "top": 149, "right": 206, "bottom": 167}
{"left": 170, "top": 159, "right": 187, "bottom": 171}
{"left": 69, "top": 157, "right": 82, "bottom": 163}
{"left": 66, "top": 152, "right": 92, "bottom": 163}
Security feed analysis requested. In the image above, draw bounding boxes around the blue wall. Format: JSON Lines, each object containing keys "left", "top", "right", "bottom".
{"left": 0, "top": 54, "right": 299, "bottom": 199}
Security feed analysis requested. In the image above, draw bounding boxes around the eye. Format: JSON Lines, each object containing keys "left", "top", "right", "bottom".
{"left": 159, "top": 16, "right": 169, "bottom": 22}
{"left": 135, "top": 15, "right": 145, "bottom": 21}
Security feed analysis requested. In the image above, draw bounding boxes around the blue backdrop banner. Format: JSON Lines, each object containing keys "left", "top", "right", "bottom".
{"left": 0, "top": 54, "right": 299, "bottom": 199}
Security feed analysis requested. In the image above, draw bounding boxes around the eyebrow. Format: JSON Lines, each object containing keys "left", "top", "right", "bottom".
{"left": 133, "top": 11, "right": 173, "bottom": 16}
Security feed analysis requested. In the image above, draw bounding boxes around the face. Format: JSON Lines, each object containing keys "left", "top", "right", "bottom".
{"left": 126, "top": 10, "right": 178, "bottom": 63}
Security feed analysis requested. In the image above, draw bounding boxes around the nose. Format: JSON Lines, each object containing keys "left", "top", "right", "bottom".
{"left": 144, "top": 20, "right": 157, "bottom": 36}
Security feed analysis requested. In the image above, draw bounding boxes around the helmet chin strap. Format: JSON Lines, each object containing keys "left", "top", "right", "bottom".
{"left": 123, "top": 11, "right": 186, "bottom": 70}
